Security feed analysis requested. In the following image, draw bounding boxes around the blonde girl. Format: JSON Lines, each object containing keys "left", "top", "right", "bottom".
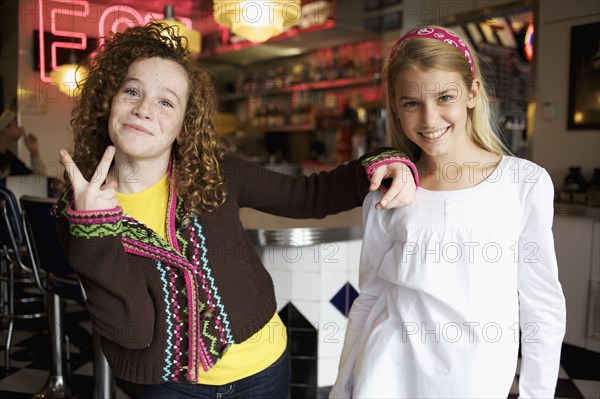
{"left": 331, "top": 26, "right": 565, "bottom": 398}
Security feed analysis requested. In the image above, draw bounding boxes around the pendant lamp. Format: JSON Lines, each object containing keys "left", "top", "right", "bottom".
{"left": 213, "top": 0, "right": 301, "bottom": 43}
{"left": 50, "top": 53, "right": 88, "bottom": 97}
{"left": 158, "top": 5, "right": 201, "bottom": 56}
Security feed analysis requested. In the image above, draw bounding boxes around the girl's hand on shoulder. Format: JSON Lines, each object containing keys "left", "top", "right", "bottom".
{"left": 59, "top": 146, "right": 118, "bottom": 211}
{"left": 369, "top": 162, "right": 416, "bottom": 209}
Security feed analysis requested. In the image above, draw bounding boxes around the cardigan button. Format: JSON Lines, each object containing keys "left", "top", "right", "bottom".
{"left": 180, "top": 215, "right": 193, "bottom": 229}
{"left": 201, "top": 309, "right": 214, "bottom": 321}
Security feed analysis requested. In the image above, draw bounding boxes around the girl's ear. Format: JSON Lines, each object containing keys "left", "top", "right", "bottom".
{"left": 176, "top": 129, "right": 185, "bottom": 144}
{"left": 467, "top": 79, "right": 481, "bottom": 109}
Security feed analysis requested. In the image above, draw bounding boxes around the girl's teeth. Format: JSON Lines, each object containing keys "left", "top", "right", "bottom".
{"left": 421, "top": 128, "right": 446, "bottom": 139}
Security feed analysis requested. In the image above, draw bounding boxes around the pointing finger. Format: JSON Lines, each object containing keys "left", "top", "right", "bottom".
{"left": 89, "top": 146, "right": 116, "bottom": 189}
{"left": 59, "top": 149, "right": 86, "bottom": 191}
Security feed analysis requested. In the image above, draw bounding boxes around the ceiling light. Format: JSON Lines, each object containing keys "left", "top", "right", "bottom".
{"left": 50, "top": 64, "right": 87, "bottom": 96}
{"left": 50, "top": 53, "right": 88, "bottom": 97}
{"left": 157, "top": 5, "right": 201, "bottom": 56}
{"left": 213, "top": 0, "right": 301, "bottom": 43}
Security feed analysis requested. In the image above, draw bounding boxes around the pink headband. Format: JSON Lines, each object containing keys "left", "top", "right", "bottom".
{"left": 389, "top": 27, "right": 475, "bottom": 78}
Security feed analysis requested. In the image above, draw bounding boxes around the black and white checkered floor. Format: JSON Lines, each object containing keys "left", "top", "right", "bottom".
{"left": 1, "top": 300, "right": 599, "bottom": 399}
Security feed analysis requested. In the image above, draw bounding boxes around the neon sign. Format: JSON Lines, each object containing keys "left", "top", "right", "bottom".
{"left": 38, "top": 0, "right": 194, "bottom": 83}
{"left": 523, "top": 23, "right": 534, "bottom": 62}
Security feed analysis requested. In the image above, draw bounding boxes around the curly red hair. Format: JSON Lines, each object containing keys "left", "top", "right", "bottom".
{"left": 70, "top": 22, "right": 226, "bottom": 213}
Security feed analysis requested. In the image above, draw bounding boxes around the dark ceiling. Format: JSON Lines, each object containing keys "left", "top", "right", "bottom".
{"left": 91, "top": 0, "right": 220, "bottom": 35}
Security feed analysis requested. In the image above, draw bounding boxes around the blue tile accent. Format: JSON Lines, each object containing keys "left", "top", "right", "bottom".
{"left": 329, "top": 282, "right": 359, "bottom": 317}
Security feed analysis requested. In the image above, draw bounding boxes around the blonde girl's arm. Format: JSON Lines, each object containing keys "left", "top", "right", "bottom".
{"left": 330, "top": 192, "right": 395, "bottom": 398}
{"left": 516, "top": 167, "right": 566, "bottom": 398}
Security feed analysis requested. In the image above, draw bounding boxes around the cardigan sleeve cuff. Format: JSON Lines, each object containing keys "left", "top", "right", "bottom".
{"left": 362, "top": 150, "right": 420, "bottom": 192}
{"left": 66, "top": 202, "right": 123, "bottom": 239}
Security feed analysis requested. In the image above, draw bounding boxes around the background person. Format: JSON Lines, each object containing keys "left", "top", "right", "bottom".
{"left": 0, "top": 107, "right": 44, "bottom": 187}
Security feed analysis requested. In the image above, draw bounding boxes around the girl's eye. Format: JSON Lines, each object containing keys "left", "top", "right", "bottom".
{"left": 439, "top": 95, "right": 454, "bottom": 102}
{"left": 402, "top": 101, "right": 419, "bottom": 109}
{"left": 123, "top": 88, "right": 139, "bottom": 97}
{"left": 160, "top": 100, "right": 174, "bottom": 108}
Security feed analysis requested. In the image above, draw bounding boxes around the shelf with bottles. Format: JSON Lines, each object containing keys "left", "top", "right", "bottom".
{"left": 220, "top": 39, "right": 384, "bottom": 103}
{"left": 221, "top": 75, "right": 382, "bottom": 103}
{"left": 246, "top": 102, "right": 317, "bottom": 133}
{"left": 242, "top": 84, "right": 384, "bottom": 133}
{"left": 246, "top": 124, "right": 318, "bottom": 134}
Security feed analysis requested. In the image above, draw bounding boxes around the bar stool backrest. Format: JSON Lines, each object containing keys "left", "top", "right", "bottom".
{"left": 19, "top": 195, "right": 83, "bottom": 302}
{"left": 0, "top": 188, "right": 46, "bottom": 373}
{"left": 0, "top": 188, "right": 36, "bottom": 282}
{"left": 20, "top": 196, "right": 72, "bottom": 275}
{"left": 0, "top": 188, "right": 24, "bottom": 251}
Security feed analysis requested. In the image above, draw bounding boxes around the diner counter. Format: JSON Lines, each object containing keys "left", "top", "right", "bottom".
{"left": 554, "top": 202, "right": 600, "bottom": 221}
{"left": 240, "top": 209, "right": 366, "bottom": 389}
{"left": 240, "top": 202, "right": 600, "bottom": 246}
{"left": 240, "top": 207, "right": 363, "bottom": 246}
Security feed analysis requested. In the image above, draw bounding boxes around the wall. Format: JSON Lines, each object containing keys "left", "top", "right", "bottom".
{"left": 1, "top": 0, "right": 21, "bottom": 182}
{"left": 1, "top": 0, "right": 19, "bottom": 111}
{"left": 554, "top": 214, "right": 600, "bottom": 352}
{"left": 531, "top": 0, "right": 600, "bottom": 185}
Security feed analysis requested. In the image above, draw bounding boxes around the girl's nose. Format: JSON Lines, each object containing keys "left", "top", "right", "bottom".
{"left": 133, "top": 99, "right": 152, "bottom": 119}
{"left": 420, "top": 104, "right": 439, "bottom": 128}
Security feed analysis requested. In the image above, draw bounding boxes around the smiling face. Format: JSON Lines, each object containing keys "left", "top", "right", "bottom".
{"left": 393, "top": 66, "right": 479, "bottom": 160}
{"left": 108, "top": 57, "right": 189, "bottom": 165}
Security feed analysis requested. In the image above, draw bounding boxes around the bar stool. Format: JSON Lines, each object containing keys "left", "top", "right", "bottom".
{"left": 0, "top": 188, "right": 45, "bottom": 373}
{"left": 20, "top": 195, "right": 115, "bottom": 399}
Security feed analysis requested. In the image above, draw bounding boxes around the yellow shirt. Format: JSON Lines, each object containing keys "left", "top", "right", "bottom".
{"left": 115, "top": 175, "right": 287, "bottom": 385}
{"left": 115, "top": 175, "right": 169, "bottom": 238}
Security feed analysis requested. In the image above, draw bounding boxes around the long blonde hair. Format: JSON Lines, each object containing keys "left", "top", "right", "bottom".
{"left": 383, "top": 25, "right": 509, "bottom": 160}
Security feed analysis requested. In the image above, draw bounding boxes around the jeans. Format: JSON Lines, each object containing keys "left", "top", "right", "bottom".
{"left": 140, "top": 350, "right": 290, "bottom": 399}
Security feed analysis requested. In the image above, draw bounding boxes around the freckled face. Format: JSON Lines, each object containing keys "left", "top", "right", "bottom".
{"left": 393, "top": 67, "right": 478, "bottom": 158}
{"left": 108, "top": 57, "right": 189, "bottom": 164}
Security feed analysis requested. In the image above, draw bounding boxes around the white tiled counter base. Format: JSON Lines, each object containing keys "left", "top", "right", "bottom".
{"left": 258, "top": 239, "right": 362, "bottom": 391}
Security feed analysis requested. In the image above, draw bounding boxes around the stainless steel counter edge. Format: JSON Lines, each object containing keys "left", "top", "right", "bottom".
{"left": 245, "top": 225, "right": 364, "bottom": 246}
{"left": 554, "top": 202, "right": 600, "bottom": 222}
{"left": 245, "top": 203, "right": 598, "bottom": 247}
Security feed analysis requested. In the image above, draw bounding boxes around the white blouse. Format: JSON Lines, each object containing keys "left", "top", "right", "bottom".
{"left": 331, "top": 156, "right": 566, "bottom": 398}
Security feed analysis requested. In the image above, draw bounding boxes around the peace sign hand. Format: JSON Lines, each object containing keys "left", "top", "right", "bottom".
{"left": 59, "top": 146, "right": 119, "bottom": 211}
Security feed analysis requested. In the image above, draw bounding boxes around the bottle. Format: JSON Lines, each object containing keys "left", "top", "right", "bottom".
{"left": 257, "top": 106, "right": 267, "bottom": 129}
{"left": 273, "top": 67, "right": 284, "bottom": 90}
{"left": 587, "top": 168, "right": 600, "bottom": 207}
{"left": 334, "top": 123, "right": 353, "bottom": 164}
{"left": 562, "top": 166, "right": 588, "bottom": 204}
{"left": 266, "top": 102, "right": 276, "bottom": 128}
{"left": 313, "top": 61, "right": 324, "bottom": 82}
